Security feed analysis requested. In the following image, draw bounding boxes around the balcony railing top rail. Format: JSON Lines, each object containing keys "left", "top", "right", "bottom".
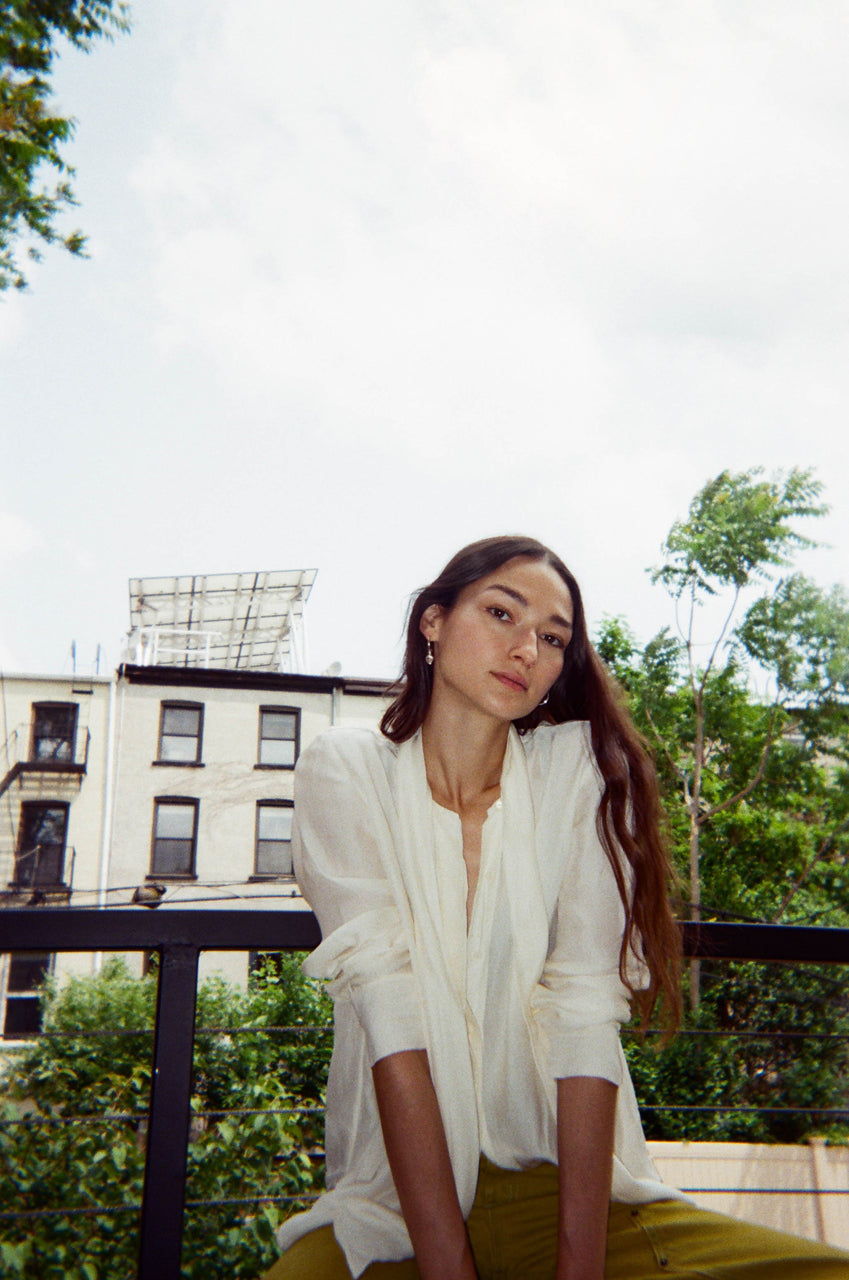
{"left": 1, "top": 909, "right": 847, "bottom": 1280}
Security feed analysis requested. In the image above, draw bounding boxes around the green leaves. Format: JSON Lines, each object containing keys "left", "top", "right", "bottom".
{"left": 600, "top": 464, "right": 847, "bottom": 1018}
{"left": 597, "top": 464, "right": 849, "bottom": 1131}
{"left": 626, "top": 958, "right": 849, "bottom": 1144}
{"left": 0, "top": 1240, "right": 32, "bottom": 1275}
{"left": 0, "top": 955, "right": 332, "bottom": 1278}
{"left": 738, "top": 576, "right": 849, "bottom": 704}
{"left": 0, "top": 0, "right": 130, "bottom": 290}
{"left": 651, "top": 467, "right": 827, "bottom": 598}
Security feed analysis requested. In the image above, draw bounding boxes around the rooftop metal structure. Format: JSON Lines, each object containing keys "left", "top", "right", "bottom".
{"left": 124, "top": 570, "right": 317, "bottom": 673}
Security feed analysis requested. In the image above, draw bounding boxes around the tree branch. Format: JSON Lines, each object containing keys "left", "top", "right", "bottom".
{"left": 702, "top": 703, "right": 780, "bottom": 820}
{"left": 643, "top": 705, "right": 688, "bottom": 786}
{"left": 699, "top": 585, "right": 740, "bottom": 696}
{"left": 771, "top": 814, "right": 849, "bottom": 922}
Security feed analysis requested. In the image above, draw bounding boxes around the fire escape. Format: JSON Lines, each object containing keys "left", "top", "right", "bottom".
{"left": 0, "top": 700, "right": 90, "bottom": 903}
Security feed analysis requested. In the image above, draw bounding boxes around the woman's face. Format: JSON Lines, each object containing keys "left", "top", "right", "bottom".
{"left": 421, "top": 556, "right": 574, "bottom": 724}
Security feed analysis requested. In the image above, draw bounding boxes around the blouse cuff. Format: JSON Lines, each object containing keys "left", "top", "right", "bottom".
{"left": 351, "top": 970, "right": 427, "bottom": 1066}
{"left": 302, "top": 906, "right": 426, "bottom": 1065}
{"left": 529, "top": 978, "right": 630, "bottom": 1086}
{"left": 302, "top": 905, "right": 409, "bottom": 987}
{"left": 545, "top": 1022, "right": 623, "bottom": 1086}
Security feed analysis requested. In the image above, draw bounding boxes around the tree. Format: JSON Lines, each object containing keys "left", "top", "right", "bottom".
{"left": 595, "top": 467, "right": 849, "bottom": 1141}
{"left": 646, "top": 468, "right": 840, "bottom": 1007}
{"left": 0, "top": 0, "right": 129, "bottom": 291}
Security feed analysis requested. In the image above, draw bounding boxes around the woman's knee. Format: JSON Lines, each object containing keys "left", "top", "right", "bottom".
{"left": 260, "top": 1226, "right": 353, "bottom": 1280}
{"left": 615, "top": 1200, "right": 849, "bottom": 1278}
{"left": 260, "top": 1226, "right": 420, "bottom": 1280}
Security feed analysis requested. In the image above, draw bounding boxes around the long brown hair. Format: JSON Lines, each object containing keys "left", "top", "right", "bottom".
{"left": 381, "top": 535, "right": 682, "bottom": 1032}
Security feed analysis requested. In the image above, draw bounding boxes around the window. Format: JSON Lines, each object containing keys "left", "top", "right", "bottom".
{"left": 151, "top": 799, "right": 198, "bottom": 876}
{"left": 157, "top": 703, "right": 203, "bottom": 764}
{"left": 257, "top": 708, "right": 299, "bottom": 768}
{"left": 3, "top": 953, "right": 52, "bottom": 1037}
{"left": 14, "top": 803, "right": 68, "bottom": 886}
{"left": 254, "top": 801, "right": 294, "bottom": 877}
{"left": 30, "top": 703, "right": 78, "bottom": 763}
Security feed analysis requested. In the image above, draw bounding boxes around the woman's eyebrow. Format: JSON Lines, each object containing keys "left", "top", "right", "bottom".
{"left": 485, "top": 583, "right": 528, "bottom": 606}
{"left": 484, "top": 584, "right": 573, "bottom": 631}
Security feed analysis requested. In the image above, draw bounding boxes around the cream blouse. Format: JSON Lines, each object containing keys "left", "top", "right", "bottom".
{"left": 275, "top": 722, "right": 685, "bottom": 1278}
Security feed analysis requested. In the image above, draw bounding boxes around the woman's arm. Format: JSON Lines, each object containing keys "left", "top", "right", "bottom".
{"left": 555, "top": 1076, "right": 617, "bottom": 1280}
{"left": 373, "top": 1050, "right": 478, "bottom": 1280}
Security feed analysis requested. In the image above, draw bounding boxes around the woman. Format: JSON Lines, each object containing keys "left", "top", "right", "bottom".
{"left": 264, "top": 536, "right": 849, "bottom": 1280}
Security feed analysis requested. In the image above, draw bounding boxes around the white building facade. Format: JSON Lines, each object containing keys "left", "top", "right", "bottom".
{"left": 107, "top": 664, "right": 391, "bottom": 983}
{"left": 0, "top": 672, "right": 115, "bottom": 1033}
{"left": 1, "top": 566, "right": 393, "bottom": 1033}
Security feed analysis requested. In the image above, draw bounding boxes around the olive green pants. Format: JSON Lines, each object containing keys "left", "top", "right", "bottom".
{"left": 263, "top": 1158, "right": 849, "bottom": 1279}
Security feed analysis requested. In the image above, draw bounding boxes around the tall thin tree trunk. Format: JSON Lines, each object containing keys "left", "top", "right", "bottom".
{"left": 689, "top": 685, "right": 705, "bottom": 1011}
{"left": 688, "top": 814, "right": 701, "bottom": 1010}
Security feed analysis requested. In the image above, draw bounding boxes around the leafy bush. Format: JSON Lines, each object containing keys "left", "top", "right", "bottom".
{"left": 0, "top": 955, "right": 332, "bottom": 1279}
{"left": 626, "top": 958, "right": 849, "bottom": 1144}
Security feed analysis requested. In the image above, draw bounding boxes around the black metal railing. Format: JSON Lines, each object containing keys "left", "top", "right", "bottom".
{"left": 0, "top": 910, "right": 847, "bottom": 1279}
{"left": 0, "top": 727, "right": 90, "bottom": 799}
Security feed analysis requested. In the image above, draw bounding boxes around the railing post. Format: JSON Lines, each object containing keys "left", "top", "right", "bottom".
{"left": 137, "top": 942, "right": 200, "bottom": 1280}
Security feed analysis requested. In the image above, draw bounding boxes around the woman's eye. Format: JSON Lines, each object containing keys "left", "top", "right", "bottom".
{"left": 488, "top": 606, "right": 511, "bottom": 622}
{"left": 542, "top": 633, "right": 565, "bottom": 649}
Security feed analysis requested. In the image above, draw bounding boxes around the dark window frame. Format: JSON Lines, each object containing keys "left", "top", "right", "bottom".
{"left": 29, "top": 702, "right": 78, "bottom": 764}
{"left": 256, "top": 706, "right": 300, "bottom": 770}
{"left": 150, "top": 797, "right": 199, "bottom": 879}
{"left": 2, "top": 952, "right": 53, "bottom": 1038}
{"left": 13, "top": 801, "right": 70, "bottom": 887}
{"left": 156, "top": 702, "right": 205, "bottom": 766}
{"left": 252, "top": 799, "right": 295, "bottom": 879}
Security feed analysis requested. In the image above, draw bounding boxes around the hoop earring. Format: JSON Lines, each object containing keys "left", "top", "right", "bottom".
{"left": 425, "top": 640, "right": 434, "bottom": 666}
{"left": 538, "top": 692, "right": 549, "bottom": 706}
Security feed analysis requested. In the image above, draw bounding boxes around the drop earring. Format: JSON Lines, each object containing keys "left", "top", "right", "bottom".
{"left": 538, "top": 692, "right": 549, "bottom": 706}
{"left": 425, "top": 639, "right": 434, "bottom": 666}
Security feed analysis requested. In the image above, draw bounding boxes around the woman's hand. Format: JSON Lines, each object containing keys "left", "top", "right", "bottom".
{"left": 554, "top": 1076, "right": 618, "bottom": 1280}
{"left": 373, "top": 1049, "right": 479, "bottom": 1280}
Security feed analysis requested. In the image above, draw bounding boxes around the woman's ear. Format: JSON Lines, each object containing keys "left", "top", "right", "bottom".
{"left": 420, "top": 603, "right": 443, "bottom": 642}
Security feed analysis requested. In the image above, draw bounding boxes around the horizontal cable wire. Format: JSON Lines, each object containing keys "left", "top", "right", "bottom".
{"left": 0, "top": 1193, "right": 322, "bottom": 1223}
{"left": 12, "top": 1023, "right": 332, "bottom": 1039}
{"left": 0, "top": 1105, "right": 325, "bottom": 1127}
{"left": 0, "top": 1204, "right": 142, "bottom": 1221}
{"left": 13, "top": 1024, "right": 844, "bottom": 1040}
{"left": 6, "top": 1185, "right": 849, "bottom": 1227}
{"left": 5, "top": 1103, "right": 846, "bottom": 1133}
{"left": 641, "top": 1105, "right": 849, "bottom": 1114}
{"left": 673, "top": 1188, "right": 849, "bottom": 1196}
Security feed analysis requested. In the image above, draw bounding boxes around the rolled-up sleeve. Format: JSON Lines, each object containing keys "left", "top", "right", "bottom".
{"left": 529, "top": 743, "right": 647, "bottom": 1087}
{"left": 294, "top": 732, "right": 427, "bottom": 1066}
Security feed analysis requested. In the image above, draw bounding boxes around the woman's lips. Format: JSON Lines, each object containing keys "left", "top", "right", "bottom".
{"left": 492, "top": 671, "right": 529, "bottom": 692}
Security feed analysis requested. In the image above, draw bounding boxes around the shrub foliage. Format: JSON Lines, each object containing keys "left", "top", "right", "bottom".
{"left": 0, "top": 955, "right": 332, "bottom": 1279}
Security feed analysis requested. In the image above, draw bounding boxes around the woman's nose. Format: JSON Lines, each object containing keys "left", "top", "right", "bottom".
{"left": 511, "top": 629, "right": 538, "bottom": 664}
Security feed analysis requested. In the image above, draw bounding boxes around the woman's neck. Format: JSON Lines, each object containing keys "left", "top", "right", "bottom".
{"left": 420, "top": 706, "right": 509, "bottom": 813}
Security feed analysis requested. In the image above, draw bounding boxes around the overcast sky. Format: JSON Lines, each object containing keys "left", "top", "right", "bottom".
{"left": 1, "top": 0, "right": 847, "bottom": 683}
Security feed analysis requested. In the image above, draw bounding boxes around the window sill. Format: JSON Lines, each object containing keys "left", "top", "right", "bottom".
{"left": 145, "top": 873, "right": 198, "bottom": 882}
{"left": 248, "top": 874, "right": 296, "bottom": 883}
{"left": 152, "top": 761, "right": 205, "bottom": 768}
{"left": 7, "top": 882, "right": 69, "bottom": 893}
{"left": 253, "top": 763, "right": 296, "bottom": 771}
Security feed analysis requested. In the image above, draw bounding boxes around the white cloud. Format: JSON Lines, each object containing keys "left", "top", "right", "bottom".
{"left": 132, "top": 3, "right": 849, "bottom": 399}
{"left": 5, "top": 0, "right": 849, "bottom": 675}
{"left": 0, "top": 512, "right": 41, "bottom": 569}
{"left": 0, "top": 295, "right": 25, "bottom": 348}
